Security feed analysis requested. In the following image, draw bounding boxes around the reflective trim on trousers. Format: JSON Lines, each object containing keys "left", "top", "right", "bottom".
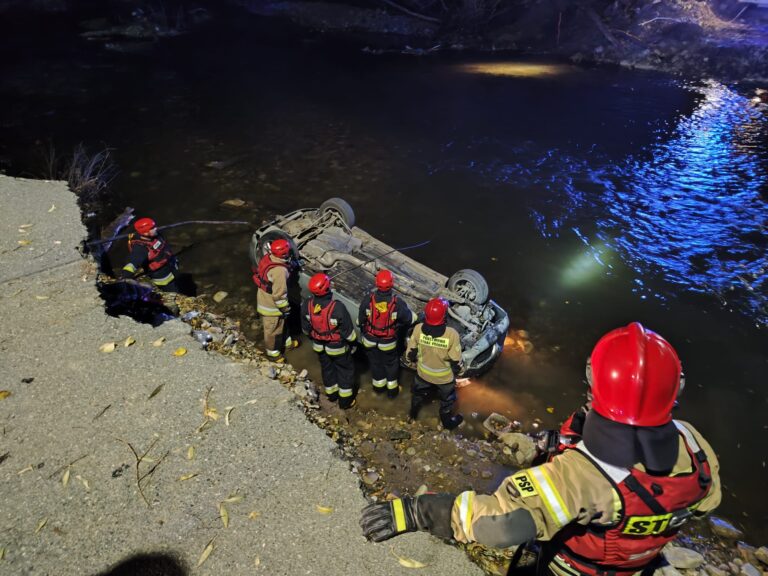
{"left": 257, "top": 304, "right": 282, "bottom": 317}
{"left": 325, "top": 345, "right": 348, "bottom": 356}
{"left": 312, "top": 342, "right": 324, "bottom": 353}
{"left": 386, "top": 380, "right": 399, "bottom": 390}
{"left": 338, "top": 387, "right": 354, "bottom": 398}
{"left": 152, "top": 271, "right": 175, "bottom": 286}
{"left": 372, "top": 379, "right": 386, "bottom": 389}
{"left": 418, "top": 362, "right": 452, "bottom": 378}
{"left": 324, "top": 384, "right": 339, "bottom": 395}
{"left": 266, "top": 349, "right": 281, "bottom": 358}
{"left": 274, "top": 298, "right": 288, "bottom": 308}
{"left": 362, "top": 336, "right": 377, "bottom": 349}
{"left": 284, "top": 336, "right": 293, "bottom": 347}
{"left": 378, "top": 341, "right": 397, "bottom": 351}
{"left": 122, "top": 263, "right": 137, "bottom": 274}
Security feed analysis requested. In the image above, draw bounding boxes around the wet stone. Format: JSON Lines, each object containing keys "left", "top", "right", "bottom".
{"left": 260, "top": 366, "right": 277, "bottom": 379}
{"left": 389, "top": 430, "right": 411, "bottom": 441}
{"left": 663, "top": 546, "right": 705, "bottom": 570}
{"left": 739, "top": 564, "right": 760, "bottom": 576}
{"left": 705, "top": 565, "right": 728, "bottom": 576}
{"left": 754, "top": 547, "right": 768, "bottom": 566}
{"left": 298, "top": 369, "right": 308, "bottom": 379}
{"left": 709, "top": 517, "right": 744, "bottom": 540}
{"left": 480, "top": 470, "right": 493, "bottom": 479}
{"left": 406, "top": 447, "right": 416, "bottom": 456}
{"left": 362, "top": 471, "right": 380, "bottom": 485}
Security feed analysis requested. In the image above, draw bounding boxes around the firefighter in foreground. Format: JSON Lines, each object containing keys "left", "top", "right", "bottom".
{"left": 253, "top": 238, "right": 299, "bottom": 361}
{"left": 302, "top": 273, "right": 358, "bottom": 409}
{"left": 121, "top": 217, "right": 178, "bottom": 292}
{"left": 362, "top": 322, "right": 721, "bottom": 575}
{"left": 405, "top": 297, "right": 464, "bottom": 430}
{"left": 358, "top": 269, "right": 415, "bottom": 398}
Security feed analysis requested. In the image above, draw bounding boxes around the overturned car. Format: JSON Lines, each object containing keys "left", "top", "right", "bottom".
{"left": 250, "top": 198, "right": 510, "bottom": 376}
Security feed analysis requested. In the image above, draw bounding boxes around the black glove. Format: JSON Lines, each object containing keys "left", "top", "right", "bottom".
{"left": 415, "top": 312, "right": 425, "bottom": 324}
{"left": 360, "top": 495, "right": 455, "bottom": 542}
{"left": 279, "top": 307, "right": 291, "bottom": 318}
{"left": 120, "top": 268, "right": 136, "bottom": 280}
{"left": 407, "top": 349, "right": 418, "bottom": 363}
{"left": 361, "top": 497, "right": 419, "bottom": 542}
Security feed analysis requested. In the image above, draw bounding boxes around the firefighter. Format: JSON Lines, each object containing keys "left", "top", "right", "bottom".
{"left": 121, "top": 217, "right": 178, "bottom": 292}
{"left": 358, "top": 269, "right": 415, "bottom": 398}
{"left": 361, "top": 322, "right": 722, "bottom": 576}
{"left": 404, "top": 297, "right": 464, "bottom": 430}
{"left": 253, "top": 238, "right": 299, "bottom": 361}
{"left": 301, "top": 273, "right": 358, "bottom": 409}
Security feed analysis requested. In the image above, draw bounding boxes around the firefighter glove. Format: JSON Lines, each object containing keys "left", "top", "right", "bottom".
{"left": 360, "top": 495, "right": 455, "bottom": 542}
{"left": 407, "top": 348, "right": 418, "bottom": 363}
{"left": 360, "top": 497, "right": 419, "bottom": 542}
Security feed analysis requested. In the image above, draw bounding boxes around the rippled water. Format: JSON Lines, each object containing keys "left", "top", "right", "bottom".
{"left": 1, "top": 9, "right": 766, "bottom": 538}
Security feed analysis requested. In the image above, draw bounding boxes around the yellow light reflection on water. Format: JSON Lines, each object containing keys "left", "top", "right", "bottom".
{"left": 459, "top": 62, "right": 570, "bottom": 77}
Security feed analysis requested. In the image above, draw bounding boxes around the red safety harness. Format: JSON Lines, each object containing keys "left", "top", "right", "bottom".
{"left": 364, "top": 294, "right": 398, "bottom": 340}
{"left": 553, "top": 425, "right": 712, "bottom": 575}
{"left": 252, "top": 254, "right": 288, "bottom": 294}
{"left": 308, "top": 299, "right": 341, "bottom": 343}
{"left": 128, "top": 234, "right": 173, "bottom": 272}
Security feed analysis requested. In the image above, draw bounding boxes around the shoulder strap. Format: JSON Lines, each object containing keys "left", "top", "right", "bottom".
{"left": 673, "top": 421, "right": 711, "bottom": 489}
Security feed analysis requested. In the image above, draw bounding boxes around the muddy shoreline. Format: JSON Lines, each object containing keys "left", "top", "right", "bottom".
{"left": 136, "top": 283, "right": 768, "bottom": 575}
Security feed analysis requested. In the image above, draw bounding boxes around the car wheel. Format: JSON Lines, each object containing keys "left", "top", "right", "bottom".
{"left": 447, "top": 269, "right": 489, "bottom": 305}
{"left": 320, "top": 197, "right": 355, "bottom": 228}
{"left": 250, "top": 227, "right": 297, "bottom": 265}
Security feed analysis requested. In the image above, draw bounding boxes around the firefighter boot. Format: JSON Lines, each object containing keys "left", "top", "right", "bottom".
{"left": 441, "top": 412, "right": 464, "bottom": 431}
{"left": 386, "top": 381, "right": 400, "bottom": 399}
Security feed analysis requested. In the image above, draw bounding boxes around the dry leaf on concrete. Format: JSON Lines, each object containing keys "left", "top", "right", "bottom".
{"left": 17, "top": 240, "right": 32, "bottom": 246}
{"left": 315, "top": 505, "right": 334, "bottom": 515}
{"left": 390, "top": 547, "right": 427, "bottom": 569}
{"left": 61, "top": 468, "right": 70, "bottom": 487}
{"left": 223, "top": 494, "right": 243, "bottom": 504}
{"left": 196, "top": 538, "right": 215, "bottom": 567}
{"left": 151, "top": 337, "right": 165, "bottom": 347}
{"left": 76, "top": 475, "right": 90, "bottom": 491}
{"left": 187, "top": 446, "right": 195, "bottom": 461}
{"left": 173, "top": 347, "right": 187, "bottom": 357}
{"left": 48, "top": 204, "right": 56, "bottom": 213}
{"left": 0, "top": 391, "right": 11, "bottom": 401}
{"left": 148, "top": 384, "right": 165, "bottom": 400}
{"left": 248, "top": 511, "right": 261, "bottom": 520}
{"left": 178, "top": 473, "right": 198, "bottom": 482}
{"left": 254, "top": 556, "right": 260, "bottom": 567}
{"left": 34, "top": 518, "right": 47, "bottom": 534}
{"left": 225, "top": 406, "right": 235, "bottom": 426}
{"left": 99, "top": 342, "right": 116, "bottom": 353}
{"left": 219, "top": 503, "right": 229, "bottom": 528}
{"left": 124, "top": 336, "right": 136, "bottom": 347}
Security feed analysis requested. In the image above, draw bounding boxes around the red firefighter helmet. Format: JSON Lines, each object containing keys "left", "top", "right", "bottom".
{"left": 134, "top": 217, "right": 156, "bottom": 235}
{"left": 375, "top": 269, "right": 394, "bottom": 291}
{"left": 590, "top": 322, "right": 682, "bottom": 427}
{"left": 424, "top": 298, "right": 448, "bottom": 326}
{"left": 308, "top": 273, "right": 331, "bottom": 296}
{"left": 270, "top": 238, "right": 291, "bottom": 259}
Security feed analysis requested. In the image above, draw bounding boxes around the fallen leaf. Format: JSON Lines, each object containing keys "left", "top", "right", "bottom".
{"left": 244, "top": 399, "right": 258, "bottom": 405}
{"left": 219, "top": 503, "right": 229, "bottom": 528}
{"left": 17, "top": 240, "right": 32, "bottom": 246}
{"left": 123, "top": 336, "right": 136, "bottom": 347}
{"left": 204, "top": 407, "right": 219, "bottom": 421}
{"left": 34, "top": 518, "right": 48, "bottom": 534}
{"left": 254, "top": 556, "right": 261, "bottom": 568}
{"left": 248, "top": 511, "right": 261, "bottom": 520}
{"left": 147, "top": 383, "right": 165, "bottom": 400}
{"left": 187, "top": 446, "right": 195, "bottom": 460}
{"left": 212, "top": 291, "right": 228, "bottom": 303}
{"left": 0, "top": 390, "right": 11, "bottom": 401}
{"left": 19, "top": 223, "right": 33, "bottom": 229}
{"left": 99, "top": 342, "right": 116, "bottom": 353}
{"left": 221, "top": 198, "right": 246, "bottom": 208}
{"left": 178, "top": 473, "right": 198, "bottom": 481}
{"left": 196, "top": 538, "right": 215, "bottom": 568}
{"left": 34, "top": 295, "right": 50, "bottom": 300}
{"left": 61, "top": 468, "right": 70, "bottom": 487}
{"left": 151, "top": 337, "right": 165, "bottom": 347}
{"left": 0, "top": 546, "right": 5, "bottom": 560}
{"left": 173, "top": 347, "right": 187, "bottom": 357}
{"left": 546, "top": 406, "right": 555, "bottom": 414}
{"left": 390, "top": 547, "right": 428, "bottom": 569}
{"left": 76, "top": 475, "right": 90, "bottom": 491}
{"left": 17, "top": 465, "right": 33, "bottom": 475}
{"left": 316, "top": 505, "right": 334, "bottom": 515}
{"left": 48, "top": 204, "right": 56, "bottom": 213}
{"left": 225, "top": 406, "right": 235, "bottom": 426}
{"left": 223, "top": 493, "right": 243, "bottom": 503}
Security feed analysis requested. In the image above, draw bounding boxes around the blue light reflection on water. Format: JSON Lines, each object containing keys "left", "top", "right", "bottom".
{"left": 474, "top": 82, "right": 768, "bottom": 326}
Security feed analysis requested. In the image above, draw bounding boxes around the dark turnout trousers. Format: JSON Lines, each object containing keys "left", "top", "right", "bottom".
{"left": 410, "top": 375, "right": 462, "bottom": 429}
{"left": 317, "top": 350, "right": 355, "bottom": 409}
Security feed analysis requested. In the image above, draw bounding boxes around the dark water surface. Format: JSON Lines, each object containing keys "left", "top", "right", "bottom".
{"left": 2, "top": 8, "right": 767, "bottom": 539}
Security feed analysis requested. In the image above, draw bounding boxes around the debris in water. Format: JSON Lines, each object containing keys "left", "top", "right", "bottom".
{"left": 221, "top": 199, "right": 246, "bottom": 208}
{"left": 213, "top": 291, "right": 228, "bottom": 302}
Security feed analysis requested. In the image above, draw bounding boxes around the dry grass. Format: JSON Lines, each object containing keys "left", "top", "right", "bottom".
{"left": 40, "top": 143, "right": 118, "bottom": 204}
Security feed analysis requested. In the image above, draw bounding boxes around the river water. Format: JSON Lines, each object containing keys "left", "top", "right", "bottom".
{"left": 1, "top": 7, "right": 766, "bottom": 540}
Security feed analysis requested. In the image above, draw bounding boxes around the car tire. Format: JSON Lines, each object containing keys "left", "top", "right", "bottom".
{"left": 447, "top": 269, "right": 489, "bottom": 305}
{"left": 320, "top": 197, "right": 355, "bottom": 228}
{"left": 251, "top": 227, "right": 297, "bottom": 265}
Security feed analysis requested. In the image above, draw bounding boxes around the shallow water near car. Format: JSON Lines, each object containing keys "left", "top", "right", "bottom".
{"left": 1, "top": 7, "right": 766, "bottom": 539}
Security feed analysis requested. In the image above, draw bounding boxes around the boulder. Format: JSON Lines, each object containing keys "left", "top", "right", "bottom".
{"left": 709, "top": 517, "right": 744, "bottom": 540}
{"left": 658, "top": 565, "right": 684, "bottom": 576}
{"left": 663, "top": 545, "right": 705, "bottom": 570}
